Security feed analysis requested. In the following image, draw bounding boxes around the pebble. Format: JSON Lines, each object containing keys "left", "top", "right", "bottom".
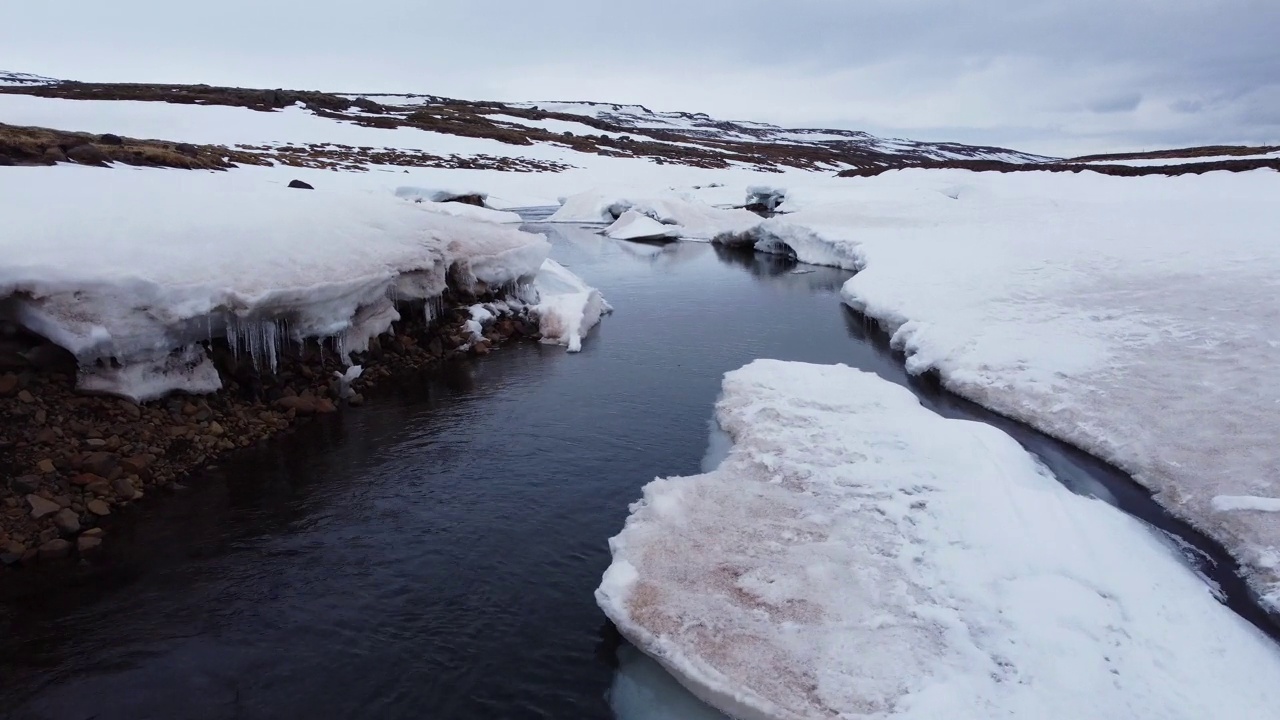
{"left": 26, "top": 494, "right": 59, "bottom": 519}
{"left": 87, "top": 499, "right": 111, "bottom": 517}
{"left": 38, "top": 538, "right": 71, "bottom": 561}
{"left": 52, "top": 508, "right": 80, "bottom": 535}
{"left": 77, "top": 535, "right": 103, "bottom": 555}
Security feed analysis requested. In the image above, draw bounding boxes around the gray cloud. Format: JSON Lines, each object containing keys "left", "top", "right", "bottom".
{"left": 1, "top": 0, "right": 1277, "bottom": 155}
{"left": 1089, "top": 93, "right": 1143, "bottom": 114}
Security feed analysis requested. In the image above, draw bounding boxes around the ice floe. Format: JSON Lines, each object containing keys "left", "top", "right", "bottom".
{"left": 604, "top": 210, "right": 682, "bottom": 242}
{"left": 530, "top": 259, "right": 610, "bottom": 352}
{"left": 598, "top": 359, "right": 1280, "bottom": 720}
{"left": 548, "top": 190, "right": 762, "bottom": 240}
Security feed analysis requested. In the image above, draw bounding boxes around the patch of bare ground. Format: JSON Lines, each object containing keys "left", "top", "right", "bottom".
{"left": 0, "top": 287, "right": 539, "bottom": 570}
{"left": 236, "top": 142, "right": 572, "bottom": 173}
{"left": 836, "top": 157, "right": 1280, "bottom": 178}
{"left": 0, "top": 79, "right": 1039, "bottom": 172}
{"left": 0, "top": 123, "right": 267, "bottom": 170}
{"left": 1067, "top": 144, "right": 1280, "bottom": 163}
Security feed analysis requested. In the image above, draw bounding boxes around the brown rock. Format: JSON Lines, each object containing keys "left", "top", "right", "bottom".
{"left": 82, "top": 528, "right": 105, "bottom": 538}
{"left": 1, "top": 542, "right": 26, "bottom": 566}
{"left": 0, "top": 373, "right": 17, "bottom": 397}
{"left": 119, "top": 399, "right": 142, "bottom": 418}
{"left": 314, "top": 398, "right": 337, "bottom": 414}
{"left": 38, "top": 538, "right": 72, "bottom": 561}
{"left": 86, "top": 481, "right": 112, "bottom": 497}
{"left": 34, "top": 428, "right": 58, "bottom": 444}
{"left": 17, "top": 389, "right": 34, "bottom": 403}
{"left": 112, "top": 477, "right": 139, "bottom": 500}
{"left": 9, "top": 475, "right": 41, "bottom": 494}
{"left": 85, "top": 438, "right": 107, "bottom": 448}
{"left": 87, "top": 499, "right": 111, "bottom": 517}
{"left": 78, "top": 451, "right": 118, "bottom": 477}
{"left": 119, "top": 454, "right": 153, "bottom": 475}
{"left": 348, "top": 393, "right": 365, "bottom": 407}
{"left": 27, "top": 494, "right": 59, "bottom": 519}
{"left": 36, "top": 458, "right": 56, "bottom": 474}
{"left": 77, "top": 535, "right": 103, "bottom": 556}
{"left": 71, "top": 472, "right": 105, "bottom": 487}
{"left": 53, "top": 508, "right": 80, "bottom": 535}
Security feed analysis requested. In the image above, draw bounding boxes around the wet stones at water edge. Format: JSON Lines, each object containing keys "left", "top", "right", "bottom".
{"left": 0, "top": 293, "right": 539, "bottom": 571}
{"left": 287, "top": 179, "right": 314, "bottom": 189}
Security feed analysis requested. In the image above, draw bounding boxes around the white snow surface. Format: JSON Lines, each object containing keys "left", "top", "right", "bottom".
{"left": 548, "top": 190, "right": 761, "bottom": 240}
{"left": 1214, "top": 496, "right": 1280, "bottom": 513}
{"left": 531, "top": 259, "right": 610, "bottom": 352}
{"left": 770, "top": 168, "right": 1280, "bottom": 608}
{"left": 604, "top": 210, "right": 682, "bottom": 242}
{"left": 0, "top": 165, "right": 549, "bottom": 400}
{"left": 597, "top": 359, "right": 1280, "bottom": 720}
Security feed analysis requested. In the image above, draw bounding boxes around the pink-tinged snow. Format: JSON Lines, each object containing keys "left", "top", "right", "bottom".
{"left": 598, "top": 359, "right": 1280, "bottom": 720}
{"left": 0, "top": 164, "right": 550, "bottom": 400}
{"left": 769, "top": 168, "right": 1280, "bottom": 609}
{"left": 530, "top": 259, "right": 610, "bottom": 353}
{"left": 549, "top": 189, "right": 761, "bottom": 240}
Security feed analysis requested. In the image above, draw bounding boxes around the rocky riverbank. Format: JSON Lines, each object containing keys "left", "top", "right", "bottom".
{"left": 0, "top": 288, "right": 539, "bottom": 570}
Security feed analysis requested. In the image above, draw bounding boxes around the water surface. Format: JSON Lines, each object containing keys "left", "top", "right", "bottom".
{"left": 1, "top": 221, "right": 1273, "bottom": 720}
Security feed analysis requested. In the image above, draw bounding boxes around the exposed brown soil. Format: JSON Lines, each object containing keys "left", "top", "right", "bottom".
{"left": 0, "top": 290, "right": 539, "bottom": 570}
{"left": 237, "top": 142, "right": 572, "bottom": 173}
{"left": 1067, "top": 145, "right": 1280, "bottom": 163}
{"left": 836, "top": 157, "right": 1280, "bottom": 178}
{"left": 0, "top": 123, "right": 268, "bottom": 170}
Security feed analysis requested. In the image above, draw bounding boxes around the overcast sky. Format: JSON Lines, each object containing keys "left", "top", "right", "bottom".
{"left": 3, "top": 0, "right": 1278, "bottom": 156}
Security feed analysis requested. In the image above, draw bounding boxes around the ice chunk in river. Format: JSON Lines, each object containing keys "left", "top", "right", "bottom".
{"left": 531, "top": 259, "right": 610, "bottom": 353}
{"left": 597, "top": 359, "right": 1280, "bottom": 720}
{"left": 549, "top": 189, "right": 761, "bottom": 240}
{"left": 604, "top": 210, "right": 682, "bottom": 242}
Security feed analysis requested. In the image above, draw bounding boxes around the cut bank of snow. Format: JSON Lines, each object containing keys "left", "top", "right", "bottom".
{"left": 598, "top": 359, "right": 1280, "bottom": 720}
{"left": 604, "top": 210, "right": 682, "bottom": 242}
{"left": 531, "top": 259, "right": 610, "bottom": 352}
{"left": 0, "top": 165, "right": 549, "bottom": 401}
{"left": 548, "top": 190, "right": 761, "bottom": 240}
{"left": 776, "top": 168, "right": 1280, "bottom": 609}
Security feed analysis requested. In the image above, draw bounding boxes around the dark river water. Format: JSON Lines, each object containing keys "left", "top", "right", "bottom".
{"left": 2, "top": 218, "right": 1276, "bottom": 720}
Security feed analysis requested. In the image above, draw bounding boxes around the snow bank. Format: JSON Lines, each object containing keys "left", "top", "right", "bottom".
{"left": 713, "top": 218, "right": 862, "bottom": 270}
{"left": 801, "top": 168, "right": 1280, "bottom": 609}
{"left": 531, "top": 259, "right": 610, "bottom": 352}
{"left": 603, "top": 210, "right": 682, "bottom": 242}
{"left": 598, "top": 359, "right": 1280, "bottom": 720}
{"left": 0, "top": 166, "right": 549, "bottom": 401}
{"left": 548, "top": 190, "right": 761, "bottom": 240}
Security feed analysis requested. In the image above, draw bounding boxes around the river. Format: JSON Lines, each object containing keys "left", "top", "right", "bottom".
{"left": 1, "top": 218, "right": 1275, "bottom": 720}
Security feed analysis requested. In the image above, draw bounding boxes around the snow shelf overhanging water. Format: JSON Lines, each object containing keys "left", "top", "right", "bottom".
{"left": 597, "top": 359, "right": 1280, "bottom": 720}
{"left": 0, "top": 166, "right": 551, "bottom": 401}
